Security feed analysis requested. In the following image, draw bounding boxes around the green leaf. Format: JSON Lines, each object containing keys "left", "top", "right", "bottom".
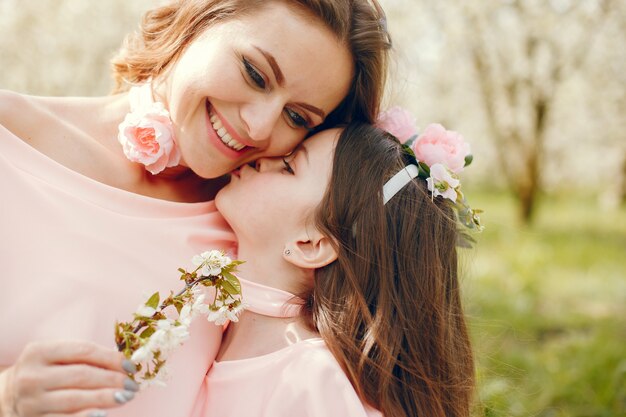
{"left": 146, "top": 292, "right": 160, "bottom": 309}
{"left": 222, "top": 260, "right": 244, "bottom": 273}
{"left": 220, "top": 280, "right": 238, "bottom": 296}
{"left": 464, "top": 154, "right": 473, "bottom": 167}
{"left": 222, "top": 271, "right": 242, "bottom": 294}
{"left": 417, "top": 162, "right": 430, "bottom": 178}
{"left": 140, "top": 326, "right": 155, "bottom": 339}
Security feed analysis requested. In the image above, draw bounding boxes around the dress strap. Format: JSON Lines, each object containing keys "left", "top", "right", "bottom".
{"left": 238, "top": 278, "right": 302, "bottom": 318}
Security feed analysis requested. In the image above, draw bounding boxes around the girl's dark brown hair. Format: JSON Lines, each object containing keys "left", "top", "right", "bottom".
{"left": 301, "top": 123, "right": 475, "bottom": 417}
{"left": 111, "top": 0, "right": 390, "bottom": 124}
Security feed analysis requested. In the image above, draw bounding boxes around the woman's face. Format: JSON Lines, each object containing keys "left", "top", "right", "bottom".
{"left": 215, "top": 128, "right": 340, "bottom": 244}
{"left": 157, "top": 2, "right": 353, "bottom": 179}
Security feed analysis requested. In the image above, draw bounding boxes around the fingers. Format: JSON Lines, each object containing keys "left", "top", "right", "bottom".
{"left": 38, "top": 365, "right": 138, "bottom": 392}
{"left": 47, "top": 410, "right": 108, "bottom": 417}
{"left": 29, "top": 341, "right": 126, "bottom": 373}
{"left": 18, "top": 388, "right": 136, "bottom": 416}
{"left": 9, "top": 340, "right": 140, "bottom": 417}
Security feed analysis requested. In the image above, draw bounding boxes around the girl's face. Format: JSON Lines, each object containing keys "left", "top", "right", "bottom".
{"left": 157, "top": 2, "right": 353, "bottom": 179}
{"left": 215, "top": 128, "right": 340, "bottom": 244}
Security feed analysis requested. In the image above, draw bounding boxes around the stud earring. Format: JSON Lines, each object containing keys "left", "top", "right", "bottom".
{"left": 284, "top": 249, "right": 291, "bottom": 256}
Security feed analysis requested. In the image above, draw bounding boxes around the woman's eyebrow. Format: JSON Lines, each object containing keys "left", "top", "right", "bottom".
{"left": 254, "top": 46, "right": 284, "bottom": 86}
{"left": 254, "top": 45, "right": 326, "bottom": 120}
{"left": 296, "top": 102, "right": 325, "bottom": 119}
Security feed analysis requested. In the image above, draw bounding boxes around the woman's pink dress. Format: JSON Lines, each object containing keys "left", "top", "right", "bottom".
{"left": 0, "top": 124, "right": 236, "bottom": 417}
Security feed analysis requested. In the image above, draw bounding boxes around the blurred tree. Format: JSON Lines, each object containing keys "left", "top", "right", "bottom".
{"left": 451, "top": 0, "right": 616, "bottom": 222}
{"left": 389, "top": 0, "right": 626, "bottom": 222}
{"left": 0, "top": 0, "right": 152, "bottom": 96}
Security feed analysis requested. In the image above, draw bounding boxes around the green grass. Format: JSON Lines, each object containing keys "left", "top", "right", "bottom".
{"left": 461, "top": 191, "right": 626, "bottom": 417}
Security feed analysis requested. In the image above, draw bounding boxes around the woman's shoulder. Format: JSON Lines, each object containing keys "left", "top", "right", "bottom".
{"left": 0, "top": 90, "right": 57, "bottom": 144}
{"left": 0, "top": 90, "right": 34, "bottom": 129}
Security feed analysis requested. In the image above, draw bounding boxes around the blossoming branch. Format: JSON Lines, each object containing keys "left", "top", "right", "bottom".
{"left": 114, "top": 250, "right": 245, "bottom": 387}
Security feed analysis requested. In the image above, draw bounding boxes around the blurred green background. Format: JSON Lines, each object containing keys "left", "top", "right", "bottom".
{"left": 1, "top": 0, "right": 624, "bottom": 415}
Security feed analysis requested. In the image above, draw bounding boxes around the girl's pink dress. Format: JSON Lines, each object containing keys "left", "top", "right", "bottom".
{"left": 0, "top": 124, "right": 236, "bottom": 417}
{"left": 190, "top": 279, "right": 383, "bottom": 417}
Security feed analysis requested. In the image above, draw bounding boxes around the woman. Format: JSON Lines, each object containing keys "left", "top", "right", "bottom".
{"left": 0, "top": 1, "right": 390, "bottom": 416}
{"left": 193, "top": 123, "right": 475, "bottom": 416}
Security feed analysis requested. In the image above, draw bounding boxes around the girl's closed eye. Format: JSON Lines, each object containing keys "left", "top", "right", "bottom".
{"left": 282, "top": 158, "right": 295, "bottom": 174}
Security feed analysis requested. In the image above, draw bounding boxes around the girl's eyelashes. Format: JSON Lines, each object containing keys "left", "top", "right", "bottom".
{"left": 242, "top": 56, "right": 266, "bottom": 90}
{"left": 282, "top": 158, "right": 295, "bottom": 174}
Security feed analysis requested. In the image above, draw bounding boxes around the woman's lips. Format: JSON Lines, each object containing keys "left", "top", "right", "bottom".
{"left": 204, "top": 101, "right": 243, "bottom": 160}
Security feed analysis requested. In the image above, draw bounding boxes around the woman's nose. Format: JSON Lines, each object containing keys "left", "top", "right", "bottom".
{"left": 240, "top": 98, "right": 284, "bottom": 145}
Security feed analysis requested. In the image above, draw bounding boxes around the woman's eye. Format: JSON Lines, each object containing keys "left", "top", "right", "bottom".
{"left": 282, "top": 158, "right": 295, "bottom": 174}
{"left": 284, "top": 108, "right": 311, "bottom": 130}
{"left": 243, "top": 57, "right": 266, "bottom": 89}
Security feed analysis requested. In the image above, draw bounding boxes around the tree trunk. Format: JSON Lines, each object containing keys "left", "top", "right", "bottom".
{"left": 617, "top": 152, "right": 626, "bottom": 206}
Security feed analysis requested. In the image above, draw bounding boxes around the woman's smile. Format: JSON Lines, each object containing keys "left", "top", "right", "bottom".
{"left": 205, "top": 100, "right": 251, "bottom": 160}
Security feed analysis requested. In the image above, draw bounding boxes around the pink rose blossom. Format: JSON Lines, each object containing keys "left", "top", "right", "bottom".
{"left": 412, "top": 123, "right": 471, "bottom": 173}
{"left": 375, "top": 106, "right": 418, "bottom": 144}
{"left": 118, "top": 102, "right": 181, "bottom": 175}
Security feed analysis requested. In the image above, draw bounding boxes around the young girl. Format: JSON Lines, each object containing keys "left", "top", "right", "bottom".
{"left": 0, "top": 1, "right": 390, "bottom": 416}
{"left": 193, "top": 123, "right": 475, "bottom": 416}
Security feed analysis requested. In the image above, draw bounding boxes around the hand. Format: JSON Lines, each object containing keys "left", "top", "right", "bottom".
{"left": 0, "top": 340, "right": 139, "bottom": 417}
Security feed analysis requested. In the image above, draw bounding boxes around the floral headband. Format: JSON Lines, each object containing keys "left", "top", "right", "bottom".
{"left": 376, "top": 107, "right": 483, "bottom": 233}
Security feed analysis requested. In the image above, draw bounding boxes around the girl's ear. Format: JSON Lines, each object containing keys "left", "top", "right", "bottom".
{"left": 283, "top": 229, "right": 338, "bottom": 270}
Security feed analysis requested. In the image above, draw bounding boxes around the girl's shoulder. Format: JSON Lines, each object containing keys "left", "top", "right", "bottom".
{"left": 277, "top": 339, "right": 383, "bottom": 417}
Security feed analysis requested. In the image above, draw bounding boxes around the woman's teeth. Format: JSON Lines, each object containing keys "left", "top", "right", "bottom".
{"left": 210, "top": 112, "right": 246, "bottom": 151}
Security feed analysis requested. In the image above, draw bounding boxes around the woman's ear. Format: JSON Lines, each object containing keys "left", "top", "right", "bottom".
{"left": 283, "top": 229, "right": 337, "bottom": 270}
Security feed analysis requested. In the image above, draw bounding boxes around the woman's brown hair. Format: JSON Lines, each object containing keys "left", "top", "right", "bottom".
{"left": 302, "top": 123, "right": 475, "bottom": 417}
{"left": 111, "top": 0, "right": 390, "bottom": 124}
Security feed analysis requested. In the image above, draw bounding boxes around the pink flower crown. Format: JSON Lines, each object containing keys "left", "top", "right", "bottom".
{"left": 376, "top": 107, "right": 483, "bottom": 234}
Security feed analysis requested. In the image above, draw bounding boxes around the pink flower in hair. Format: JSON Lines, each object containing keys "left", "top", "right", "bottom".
{"left": 375, "top": 106, "right": 418, "bottom": 144}
{"left": 412, "top": 123, "right": 470, "bottom": 173}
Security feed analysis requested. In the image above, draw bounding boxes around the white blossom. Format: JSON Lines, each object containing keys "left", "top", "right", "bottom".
{"left": 192, "top": 250, "right": 231, "bottom": 276}
{"left": 130, "top": 344, "right": 153, "bottom": 363}
{"left": 141, "top": 365, "right": 170, "bottom": 389}
{"left": 135, "top": 304, "right": 156, "bottom": 318}
{"left": 147, "top": 319, "right": 190, "bottom": 355}
{"left": 207, "top": 306, "right": 231, "bottom": 326}
{"left": 427, "top": 163, "right": 460, "bottom": 202}
{"left": 206, "top": 302, "right": 246, "bottom": 326}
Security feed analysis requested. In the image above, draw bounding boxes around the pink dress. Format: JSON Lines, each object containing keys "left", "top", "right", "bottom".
{"left": 190, "top": 279, "right": 383, "bottom": 417}
{"left": 0, "top": 123, "right": 237, "bottom": 417}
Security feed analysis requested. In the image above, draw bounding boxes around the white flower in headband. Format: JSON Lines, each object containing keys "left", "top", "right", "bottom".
{"left": 427, "top": 163, "right": 460, "bottom": 202}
